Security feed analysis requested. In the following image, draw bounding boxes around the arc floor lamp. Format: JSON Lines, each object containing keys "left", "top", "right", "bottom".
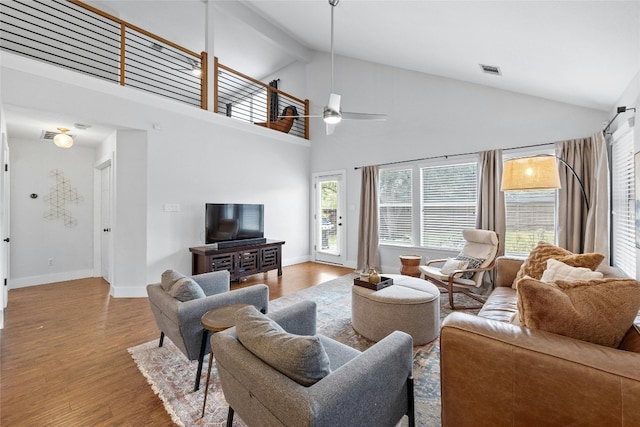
{"left": 501, "top": 154, "right": 589, "bottom": 210}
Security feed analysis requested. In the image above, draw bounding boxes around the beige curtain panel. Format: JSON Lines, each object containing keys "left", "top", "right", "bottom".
{"left": 476, "top": 149, "right": 506, "bottom": 257}
{"left": 357, "top": 165, "right": 380, "bottom": 272}
{"left": 556, "top": 132, "right": 609, "bottom": 257}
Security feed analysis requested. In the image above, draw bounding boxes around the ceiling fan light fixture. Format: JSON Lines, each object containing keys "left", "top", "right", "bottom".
{"left": 53, "top": 127, "right": 73, "bottom": 148}
{"left": 323, "top": 108, "right": 342, "bottom": 124}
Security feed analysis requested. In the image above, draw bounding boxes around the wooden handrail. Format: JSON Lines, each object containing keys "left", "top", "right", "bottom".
{"left": 213, "top": 56, "right": 219, "bottom": 114}
{"left": 217, "top": 61, "right": 307, "bottom": 105}
{"left": 64, "top": 1, "right": 308, "bottom": 137}
{"left": 119, "top": 24, "right": 125, "bottom": 86}
{"left": 200, "top": 51, "right": 208, "bottom": 110}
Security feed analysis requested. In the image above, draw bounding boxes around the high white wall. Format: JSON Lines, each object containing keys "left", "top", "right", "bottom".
{"left": 8, "top": 138, "right": 95, "bottom": 286}
{"left": 305, "top": 52, "right": 610, "bottom": 272}
{"left": 1, "top": 53, "right": 311, "bottom": 296}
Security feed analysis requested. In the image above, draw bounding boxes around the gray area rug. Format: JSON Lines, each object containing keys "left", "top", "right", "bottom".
{"left": 129, "top": 273, "right": 479, "bottom": 426}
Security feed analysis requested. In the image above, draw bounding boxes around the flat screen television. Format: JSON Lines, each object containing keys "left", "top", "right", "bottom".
{"left": 205, "top": 203, "right": 264, "bottom": 244}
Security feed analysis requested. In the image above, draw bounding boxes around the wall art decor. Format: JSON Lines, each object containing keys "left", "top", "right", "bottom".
{"left": 44, "top": 169, "right": 84, "bottom": 227}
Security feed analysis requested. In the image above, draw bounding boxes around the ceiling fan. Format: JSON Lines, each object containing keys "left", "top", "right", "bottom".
{"left": 288, "top": 0, "right": 387, "bottom": 135}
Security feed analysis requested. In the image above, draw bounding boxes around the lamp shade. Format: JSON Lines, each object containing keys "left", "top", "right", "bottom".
{"left": 501, "top": 155, "right": 561, "bottom": 191}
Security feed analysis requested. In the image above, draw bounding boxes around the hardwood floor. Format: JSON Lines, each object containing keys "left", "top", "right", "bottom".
{"left": 0, "top": 262, "right": 353, "bottom": 426}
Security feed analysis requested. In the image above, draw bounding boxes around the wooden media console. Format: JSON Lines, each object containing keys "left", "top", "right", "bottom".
{"left": 189, "top": 239, "right": 284, "bottom": 281}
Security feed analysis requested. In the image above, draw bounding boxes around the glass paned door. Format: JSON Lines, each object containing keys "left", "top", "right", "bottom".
{"left": 314, "top": 172, "right": 345, "bottom": 265}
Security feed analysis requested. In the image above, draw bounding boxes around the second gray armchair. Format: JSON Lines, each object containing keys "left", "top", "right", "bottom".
{"left": 211, "top": 300, "right": 415, "bottom": 427}
{"left": 146, "top": 269, "right": 269, "bottom": 391}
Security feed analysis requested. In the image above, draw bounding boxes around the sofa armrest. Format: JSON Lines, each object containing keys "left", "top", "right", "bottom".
{"left": 191, "top": 270, "right": 230, "bottom": 295}
{"left": 494, "top": 256, "right": 524, "bottom": 287}
{"left": 440, "top": 312, "right": 640, "bottom": 427}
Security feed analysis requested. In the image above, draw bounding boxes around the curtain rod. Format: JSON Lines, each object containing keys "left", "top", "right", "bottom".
{"left": 603, "top": 105, "right": 636, "bottom": 135}
{"left": 353, "top": 141, "right": 553, "bottom": 170}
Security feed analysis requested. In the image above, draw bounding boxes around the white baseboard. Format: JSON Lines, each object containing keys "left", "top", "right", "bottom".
{"left": 110, "top": 284, "right": 147, "bottom": 298}
{"left": 9, "top": 269, "right": 97, "bottom": 289}
{"left": 283, "top": 255, "right": 311, "bottom": 266}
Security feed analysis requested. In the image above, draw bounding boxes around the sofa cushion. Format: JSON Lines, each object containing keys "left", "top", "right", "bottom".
{"left": 235, "top": 305, "right": 331, "bottom": 386}
{"left": 513, "top": 242, "right": 604, "bottom": 288}
{"left": 168, "top": 276, "right": 206, "bottom": 301}
{"left": 517, "top": 276, "right": 640, "bottom": 348}
{"left": 161, "top": 269, "right": 185, "bottom": 291}
{"left": 540, "top": 258, "right": 604, "bottom": 283}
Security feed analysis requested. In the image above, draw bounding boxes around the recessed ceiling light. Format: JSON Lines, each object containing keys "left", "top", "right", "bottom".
{"left": 479, "top": 64, "right": 502, "bottom": 76}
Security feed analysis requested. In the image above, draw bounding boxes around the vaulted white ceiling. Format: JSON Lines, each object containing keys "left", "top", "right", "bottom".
{"left": 5, "top": 0, "right": 640, "bottom": 145}
{"left": 95, "top": 0, "right": 640, "bottom": 111}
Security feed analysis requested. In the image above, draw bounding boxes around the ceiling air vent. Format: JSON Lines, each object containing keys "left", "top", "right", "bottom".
{"left": 479, "top": 64, "right": 502, "bottom": 76}
{"left": 41, "top": 130, "right": 75, "bottom": 140}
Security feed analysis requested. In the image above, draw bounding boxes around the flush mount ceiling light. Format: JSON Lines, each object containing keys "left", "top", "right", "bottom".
{"left": 53, "top": 127, "right": 73, "bottom": 148}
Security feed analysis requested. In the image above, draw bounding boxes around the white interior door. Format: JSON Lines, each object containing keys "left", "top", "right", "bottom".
{"left": 313, "top": 171, "right": 346, "bottom": 265}
{"left": 1, "top": 133, "right": 9, "bottom": 326}
{"left": 100, "top": 165, "right": 112, "bottom": 283}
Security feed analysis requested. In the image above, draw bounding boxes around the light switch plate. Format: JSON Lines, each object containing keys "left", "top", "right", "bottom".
{"left": 163, "top": 203, "right": 180, "bottom": 212}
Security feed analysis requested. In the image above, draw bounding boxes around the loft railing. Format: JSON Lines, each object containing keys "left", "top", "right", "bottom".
{"left": 0, "top": 0, "right": 309, "bottom": 140}
{"left": 215, "top": 58, "right": 309, "bottom": 140}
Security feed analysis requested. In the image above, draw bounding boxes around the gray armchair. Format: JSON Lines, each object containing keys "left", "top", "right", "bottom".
{"left": 146, "top": 270, "right": 269, "bottom": 391}
{"left": 211, "top": 300, "right": 415, "bottom": 427}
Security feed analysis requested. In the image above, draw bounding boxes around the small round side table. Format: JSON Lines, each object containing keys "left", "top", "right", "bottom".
{"left": 399, "top": 255, "right": 422, "bottom": 277}
{"left": 201, "top": 303, "right": 251, "bottom": 418}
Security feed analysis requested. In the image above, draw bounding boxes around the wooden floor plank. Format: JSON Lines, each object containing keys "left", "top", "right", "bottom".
{"left": 1, "top": 262, "right": 352, "bottom": 425}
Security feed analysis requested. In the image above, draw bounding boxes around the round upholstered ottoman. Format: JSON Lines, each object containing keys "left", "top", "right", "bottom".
{"left": 351, "top": 274, "right": 440, "bottom": 345}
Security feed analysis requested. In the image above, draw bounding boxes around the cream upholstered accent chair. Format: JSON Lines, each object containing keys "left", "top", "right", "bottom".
{"left": 419, "top": 229, "right": 499, "bottom": 310}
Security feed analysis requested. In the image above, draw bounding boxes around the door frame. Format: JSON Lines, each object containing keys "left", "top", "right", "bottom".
{"left": 312, "top": 170, "right": 346, "bottom": 265}
{"left": 94, "top": 156, "right": 113, "bottom": 283}
{"left": 1, "top": 130, "right": 9, "bottom": 327}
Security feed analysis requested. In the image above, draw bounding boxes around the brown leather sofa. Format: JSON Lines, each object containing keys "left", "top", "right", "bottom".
{"left": 440, "top": 256, "right": 640, "bottom": 427}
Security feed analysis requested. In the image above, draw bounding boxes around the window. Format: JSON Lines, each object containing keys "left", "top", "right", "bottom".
{"left": 503, "top": 150, "right": 556, "bottom": 257}
{"left": 379, "top": 168, "right": 412, "bottom": 245}
{"left": 504, "top": 189, "right": 556, "bottom": 256}
{"left": 421, "top": 163, "right": 477, "bottom": 250}
{"left": 611, "top": 122, "right": 635, "bottom": 277}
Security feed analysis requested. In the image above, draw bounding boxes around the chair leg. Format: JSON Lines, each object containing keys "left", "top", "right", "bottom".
{"left": 194, "top": 329, "right": 209, "bottom": 392}
{"left": 226, "top": 407, "right": 234, "bottom": 427}
{"left": 407, "top": 376, "right": 415, "bottom": 427}
{"left": 159, "top": 332, "right": 165, "bottom": 347}
{"left": 448, "top": 282, "right": 456, "bottom": 310}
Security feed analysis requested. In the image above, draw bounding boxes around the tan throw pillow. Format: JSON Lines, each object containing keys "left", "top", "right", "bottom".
{"left": 540, "top": 258, "right": 604, "bottom": 283}
{"left": 517, "top": 276, "right": 640, "bottom": 348}
{"left": 512, "top": 242, "right": 604, "bottom": 289}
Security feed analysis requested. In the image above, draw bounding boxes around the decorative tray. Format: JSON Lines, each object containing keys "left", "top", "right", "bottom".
{"left": 353, "top": 276, "right": 394, "bottom": 291}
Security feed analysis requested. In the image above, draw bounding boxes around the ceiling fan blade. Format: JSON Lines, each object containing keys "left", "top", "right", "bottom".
{"left": 341, "top": 112, "right": 387, "bottom": 121}
{"left": 326, "top": 123, "right": 336, "bottom": 135}
{"left": 327, "top": 93, "right": 341, "bottom": 112}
